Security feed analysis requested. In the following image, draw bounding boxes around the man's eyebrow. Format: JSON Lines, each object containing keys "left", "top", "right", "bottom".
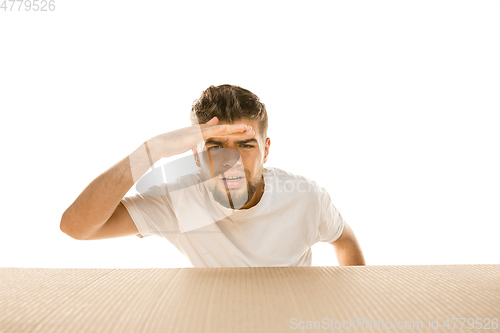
{"left": 204, "top": 138, "right": 259, "bottom": 145}
{"left": 234, "top": 138, "right": 259, "bottom": 145}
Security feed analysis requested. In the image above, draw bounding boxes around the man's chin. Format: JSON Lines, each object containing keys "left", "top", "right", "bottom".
{"left": 212, "top": 188, "right": 249, "bottom": 209}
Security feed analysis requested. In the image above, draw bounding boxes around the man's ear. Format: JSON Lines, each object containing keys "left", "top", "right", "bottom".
{"left": 192, "top": 147, "right": 202, "bottom": 168}
{"left": 263, "top": 137, "right": 271, "bottom": 164}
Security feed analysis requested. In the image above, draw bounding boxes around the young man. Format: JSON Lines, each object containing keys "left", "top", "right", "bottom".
{"left": 60, "top": 84, "right": 366, "bottom": 267}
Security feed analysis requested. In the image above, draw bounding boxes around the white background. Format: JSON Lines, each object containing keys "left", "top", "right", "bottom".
{"left": 1, "top": 0, "right": 499, "bottom": 268}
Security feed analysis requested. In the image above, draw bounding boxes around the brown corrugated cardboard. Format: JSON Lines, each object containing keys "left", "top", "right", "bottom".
{"left": 1, "top": 265, "right": 499, "bottom": 332}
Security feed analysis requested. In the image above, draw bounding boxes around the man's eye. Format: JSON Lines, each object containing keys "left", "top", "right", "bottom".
{"left": 208, "top": 146, "right": 220, "bottom": 150}
{"left": 242, "top": 145, "right": 254, "bottom": 148}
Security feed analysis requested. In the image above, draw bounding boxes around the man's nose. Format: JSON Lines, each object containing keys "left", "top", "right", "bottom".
{"left": 221, "top": 148, "right": 242, "bottom": 168}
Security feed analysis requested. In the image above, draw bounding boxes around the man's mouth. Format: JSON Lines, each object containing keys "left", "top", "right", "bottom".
{"left": 222, "top": 176, "right": 243, "bottom": 181}
{"left": 220, "top": 176, "right": 245, "bottom": 188}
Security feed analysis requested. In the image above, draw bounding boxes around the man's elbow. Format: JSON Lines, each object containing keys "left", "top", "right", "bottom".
{"left": 60, "top": 211, "right": 88, "bottom": 240}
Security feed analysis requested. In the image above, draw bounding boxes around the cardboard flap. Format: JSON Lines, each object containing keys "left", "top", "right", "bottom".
{"left": 1, "top": 265, "right": 499, "bottom": 332}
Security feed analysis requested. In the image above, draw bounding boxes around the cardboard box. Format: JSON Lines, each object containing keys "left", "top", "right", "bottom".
{"left": 1, "top": 265, "right": 499, "bottom": 332}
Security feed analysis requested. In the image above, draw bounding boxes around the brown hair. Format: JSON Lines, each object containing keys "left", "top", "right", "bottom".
{"left": 190, "top": 84, "right": 268, "bottom": 139}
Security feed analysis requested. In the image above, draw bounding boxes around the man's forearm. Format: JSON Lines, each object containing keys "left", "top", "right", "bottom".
{"left": 60, "top": 136, "right": 165, "bottom": 239}
{"left": 333, "top": 238, "right": 366, "bottom": 266}
{"left": 330, "top": 222, "right": 366, "bottom": 266}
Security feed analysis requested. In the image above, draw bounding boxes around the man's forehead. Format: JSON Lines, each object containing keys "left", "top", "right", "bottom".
{"left": 203, "top": 118, "right": 261, "bottom": 145}
{"left": 217, "top": 118, "right": 260, "bottom": 128}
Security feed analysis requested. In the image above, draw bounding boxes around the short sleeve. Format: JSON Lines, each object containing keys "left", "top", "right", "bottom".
{"left": 317, "top": 186, "right": 345, "bottom": 243}
{"left": 120, "top": 184, "right": 179, "bottom": 241}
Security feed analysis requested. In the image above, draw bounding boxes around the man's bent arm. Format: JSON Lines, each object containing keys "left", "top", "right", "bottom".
{"left": 330, "top": 221, "right": 366, "bottom": 266}
{"left": 60, "top": 118, "right": 251, "bottom": 240}
{"left": 60, "top": 136, "right": 166, "bottom": 240}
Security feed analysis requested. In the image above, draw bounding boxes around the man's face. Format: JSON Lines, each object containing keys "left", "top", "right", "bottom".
{"left": 193, "top": 118, "right": 270, "bottom": 209}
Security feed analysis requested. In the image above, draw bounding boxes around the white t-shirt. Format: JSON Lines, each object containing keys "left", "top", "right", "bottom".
{"left": 120, "top": 166, "right": 344, "bottom": 267}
